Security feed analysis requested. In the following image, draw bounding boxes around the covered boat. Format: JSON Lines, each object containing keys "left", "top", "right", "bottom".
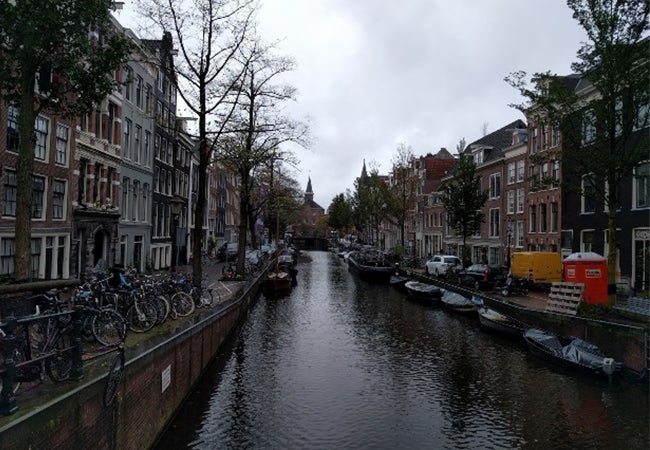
{"left": 523, "top": 328, "right": 622, "bottom": 377}
{"left": 404, "top": 281, "right": 442, "bottom": 304}
{"left": 440, "top": 291, "right": 478, "bottom": 314}
{"left": 389, "top": 274, "right": 410, "bottom": 293}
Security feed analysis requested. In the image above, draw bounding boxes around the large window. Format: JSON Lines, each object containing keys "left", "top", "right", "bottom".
{"left": 516, "top": 221, "right": 524, "bottom": 248}
{"left": 52, "top": 180, "right": 66, "bottom": 219}
{"left": 539, "top": 203, "right": 547, "bottom": 232}
{"left": 508, "top": 162, "right": 515, "bottom": 184}
{"left": 6, "top": 104, "right": 19, "bottom": 152}
{"left": 55, "top": 124, "right": 69, "bottom": 166}
{"left": 581, "top": 230, "right": 594, "bottom": 252}
{"left": 581, "top": 174, "right": 597, "bottom": 213}
{"left": 0, "top": 238, "right": 15, "bottom": 277}
{"left": 517, "top": 160, "right": 525, "bottom": 182}
{"left": 121, "top": 177, "right": 129, "bottom": 220}
{"left": 3, "top": 170, "right": 17, "bottom": 217}
{"left": 135, "top": 75, "right": 143, "bottom": 108}
{"left": 144, "top": 131, "right": 151, "bottom": 167}
{"left": 124, "top": 66, "right": 133, "bottom": 102}
{"left": 507, "top": 190, "right": 515, "bottom": 214}
{"left": 529, "top": 204, "right": 537, "bottom": 232}
{"left": 531, "top": 127, "right": 538, "bottom": 152}
{"left": 489, "top": 208, "right": 500, "bottom": 237}
{"left": 489, "top": 173, "right": 501, "bottom": 199}
{"left": 123, "top": 119, "right": 131, "bottom": 159}
{"left": 34, "top": 116, "right": 49, "bottom": 161}
{"left": 32, "top": 176, "right": 45, "bottom": 219}
{"left": 542, "top": 123, "right": 548, "bottom": 149}
{"left": 550, "top": 202, "right": 558, "bottom": 232}
{"left": 634, "top": 161, "right": 649, "bottom": 209}
{"left": 134, "top": 125, "right": 142, "bottom": 164}
{"left": 582, "top": 109, "right": 596, "bottom": 145}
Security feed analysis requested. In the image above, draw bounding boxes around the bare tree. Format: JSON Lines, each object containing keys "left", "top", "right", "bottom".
{"left": 387, "top": 143, "right": 418, "bottom": 250}
{"left": 219, "top": 38, "right": 308, "bottom": 275}
{"left": 135, "top": 0, "right": 256, "bottom": 285}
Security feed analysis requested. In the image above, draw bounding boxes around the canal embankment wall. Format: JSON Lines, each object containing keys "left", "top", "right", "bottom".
{"left": 0, "top": 275, "right": 263, "bottom": 450}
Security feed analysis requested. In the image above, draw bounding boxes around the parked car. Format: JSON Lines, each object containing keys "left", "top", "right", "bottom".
{"left": 457, "top": 263, "right": 507, "bottom": 291}
{"left": 425, "top": 254, "right": 461, "bottom": 277}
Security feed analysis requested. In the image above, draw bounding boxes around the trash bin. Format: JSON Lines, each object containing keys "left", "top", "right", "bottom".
{"left": 563, "top": 252, "right": 608, "bottom": 305}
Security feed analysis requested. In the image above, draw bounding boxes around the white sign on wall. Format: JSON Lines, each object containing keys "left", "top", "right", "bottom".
{"left": 161, "top": 365, "right": 171, "bottom": 393}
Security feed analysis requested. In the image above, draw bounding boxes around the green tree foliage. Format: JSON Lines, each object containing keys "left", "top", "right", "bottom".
{"left": 506, "top": 0, "right": 649, "bottom": 296}
{"left": 440, "top": 154, "right": 488, "bottom": 263}
{"left": 387, "top": 144, "right": 418, "bottom": 249}
{"left": 353, "top": 167, "right": 391, "bottom": 245}
{"left": 327, "top": 193, "right": 354, "bottom": 233}
{"left": 0, "top": 0, "right": 132, "bottom": 281}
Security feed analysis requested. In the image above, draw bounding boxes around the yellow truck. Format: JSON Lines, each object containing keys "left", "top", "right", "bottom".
{"left": 511, "top": 251, "right": 562, "bottom": 289}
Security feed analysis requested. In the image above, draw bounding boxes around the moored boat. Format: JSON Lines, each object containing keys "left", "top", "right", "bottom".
{"left": 389, "top": 274, "right": 410, "bottom": 293}
{"left": 478, "top": 306, "right": 526, "bottom": 336}
{"left": 347, "top": 249, "right": 395, "bottom": 284}
{"left": 523, "top": 328, "right": 622, "bottom": 377}
{"left": 263, "top": 270, "right": 292, "bottom": 292}
{"left": 404, "top": 281, "right": 442, "bottom": 304}
{"left": 440, "top": 291, "right": 478, "bottom": 314}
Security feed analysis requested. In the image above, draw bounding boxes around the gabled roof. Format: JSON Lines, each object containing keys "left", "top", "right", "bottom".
{"left": 462, "top": 119, "right": 527, "bottom": 164}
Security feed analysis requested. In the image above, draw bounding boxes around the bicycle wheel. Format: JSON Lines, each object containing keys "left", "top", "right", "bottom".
{"left": 45, "top": 332, "right": 72, "bottom": 382}
{"left": 92, "top": 309, "right": 127, "bottom": 346}
{"left": 126, "top": 302, "right": 158, "bottom": 333}
{"left": 151, "top": 295, "right": 170, "bottom": 325}
{"left": 103, "top": 349, "right": 125, "bottom": 407}
{"left": 170, "top": 292, "right": 195, "bottom": 317}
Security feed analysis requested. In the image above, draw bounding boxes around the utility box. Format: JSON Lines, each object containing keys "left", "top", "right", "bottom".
{"left": 511, "top": 251, "right": 563, "bottom": 288}
{"left": 563, "top": 252, "right": 608, "bottom": 305}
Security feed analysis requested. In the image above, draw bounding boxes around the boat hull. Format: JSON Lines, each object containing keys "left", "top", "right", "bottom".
{"left": 347, "top": 255, "right": 394, "bottom": 284}
{"left": 440, "top": 291, "right": 478, "bottom": 314}
{"left": 478, "top": 307, "right": 525, "bottom": 336}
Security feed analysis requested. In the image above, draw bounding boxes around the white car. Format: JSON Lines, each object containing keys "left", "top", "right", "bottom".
{"left": 425, "top": 255, "right": 461, "bottom": 277}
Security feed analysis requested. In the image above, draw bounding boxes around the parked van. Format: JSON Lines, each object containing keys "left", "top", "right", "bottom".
{"left": 511, "top": 251, "right": 562, "bottom": 289}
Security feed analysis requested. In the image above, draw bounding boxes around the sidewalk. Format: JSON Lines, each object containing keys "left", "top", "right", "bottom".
{"left": 175, "top": 260, "right": 244, "bottom": 304}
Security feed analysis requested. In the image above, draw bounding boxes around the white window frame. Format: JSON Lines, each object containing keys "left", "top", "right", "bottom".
{"left": 633, "top": 161, "right": 649, "bottom": 209}
{"left": 34, "top": 116, "right": 49, "bottom": 161}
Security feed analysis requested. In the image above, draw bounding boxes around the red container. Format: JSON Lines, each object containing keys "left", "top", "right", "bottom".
{"left": 563, "top": 252, "right": 608, "bottom": 305}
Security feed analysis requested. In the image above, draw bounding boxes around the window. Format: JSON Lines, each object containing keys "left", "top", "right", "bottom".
{"left": 516, "top": 221, "right": 524, "bottom": 248}
{"left": 31, "top": 237, "right": 41, "bottom": 278}
{"left": 55, "top": 124, "right": 69, "bottom": 165}
{"left": 529, "top": 204, "right": 537, "bottom": 232}
{"left": 34, "top": 116, "right": 49, "bottom": 161}
{"left": 517, "top": 160, "right": 525, "bottom": 182}
{"left": 135, "top": 75, "right": 143, "bottom": 108}
{"left": 32, "top": 175, "right": 45, "bottom": 219}
{"left": 142, "top": 184, "right": 149, "bottom": 222}
{"left": 581, "top": 174, "right": 596, "bottom": 213}
{"left": 550, "top": 202, "right": 558, "bottom": 233}
{"left": 145, "top": 84, "right": 152, "bottom": 113}
{"left": 488, "top": 247, "right": 500, "bottom": 266}
{"left": 551, "top": 161, "right": 560, "bottom": 187}
{"left": 6, "top": 104, "right": 19, "bottom": 152}
{"left": 1, "top": 238, "right": 16, "bottom": 276}
{"left": 634, "top": 95, "right": 649, "bottom": 130}
{"left": 154, "top": 134, "right": 161, "bottom": 160}
{"left": 551, "top": 124, "right": 560, "bottom": 147}
{"left": 507, "top": 190, "right": 515, "bottom": 214}
{"left": 123, "top": 119, "right": 131, "bottom": 159}
{"left": 634, "top": 161, "right": 649, "bottom": 209}
{"left": 144, "top": 131, "right": 151, "bottom": 167}
{"left": 121, "top": 177, "right": 129, "bottom": 220}
{"left": 581, "top": 230, "right": 594, "bottom": 252}
{"left": 52, "top": 180, "right": 65, "bottom": 219}
{"left": 134, "top": 126, "right": 141, "bottom": 164}
{"left": 531, "top": 127, "right": 538, "bottom": 152}
{"left": 132, "top": 180, "right": 139, "bottom": 221}
{"left": 489, "top": 208, "right": 500, "bottom": 237}
{"left": 582, "top": 109, "right": 596, "bottom": 145}
{"left": 489, "top": 173, "right": 501, "bottom": 199}
{"left": 124, "top": 66, "right": 133, "bottom": 102}
{"left": 508, "top": 163, "right": 515, "bottom": 184}
{"left": 3, "top": 170, "right": 17, "bottom": 216}
{"left": 542, "top": 124, "right": 548, "bottom": 149}
{"left": 539, "top": 203, "right": 547, "bottom": 232}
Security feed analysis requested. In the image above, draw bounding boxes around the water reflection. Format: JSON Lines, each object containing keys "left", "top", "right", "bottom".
{"left": 156, "top": 251, "right": 648, "bottom": 450}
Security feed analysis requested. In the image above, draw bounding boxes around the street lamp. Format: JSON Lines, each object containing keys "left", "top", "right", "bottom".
{"left": 170, "top": 196, "right": 184, "bottom": 273}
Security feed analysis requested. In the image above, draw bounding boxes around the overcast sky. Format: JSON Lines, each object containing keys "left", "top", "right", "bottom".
{"left": 117, "top": 0, "right": 588, "bottom": 211}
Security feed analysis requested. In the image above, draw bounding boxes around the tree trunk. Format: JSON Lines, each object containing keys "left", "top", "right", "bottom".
{"left": 192, "top": 141, "right": 208, "bottom": 288}
{"left": 15, "top": 83, "right": 37, "bottom": 282}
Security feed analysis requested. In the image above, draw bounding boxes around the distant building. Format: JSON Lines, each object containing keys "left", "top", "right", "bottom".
{"left": 298, "top": 177, "right": 325, "bottom": 234}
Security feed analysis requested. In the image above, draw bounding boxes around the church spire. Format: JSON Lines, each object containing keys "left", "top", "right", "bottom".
{"left": 306, "top": 176, "right": 313, "bottom": 194}
{"left": 361, "top": 159, "right": 368, "bottom": 178}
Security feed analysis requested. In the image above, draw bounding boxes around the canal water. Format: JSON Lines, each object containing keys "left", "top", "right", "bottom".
{"left": 156, "top": 251, "right": 649, "bottom": 450}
